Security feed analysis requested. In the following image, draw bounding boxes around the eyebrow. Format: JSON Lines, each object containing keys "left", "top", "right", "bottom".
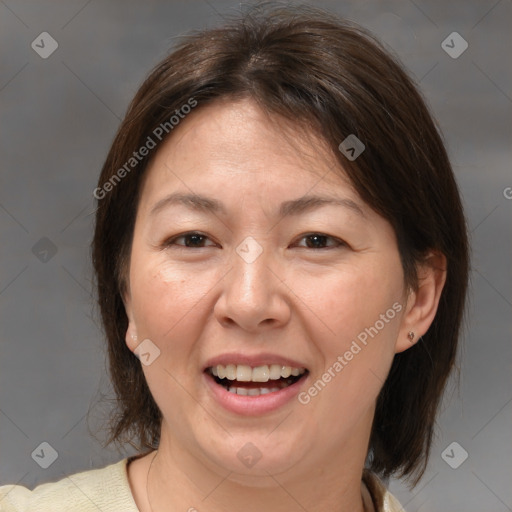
{"left": 149, "top": 192, "right": 366, "bottom": 219}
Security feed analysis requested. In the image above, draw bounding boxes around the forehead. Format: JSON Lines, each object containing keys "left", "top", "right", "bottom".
{"left": 139, "top": 98, "right": 359, "bottom": 206}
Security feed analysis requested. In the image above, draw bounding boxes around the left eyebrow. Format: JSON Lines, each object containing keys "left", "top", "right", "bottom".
{"left": 149, "top": 192, "right": 366, "bottom": 219}
{"left": 278, "top": 195, "right": 366, "bottom": 219}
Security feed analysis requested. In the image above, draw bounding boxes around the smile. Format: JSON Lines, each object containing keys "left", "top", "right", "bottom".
{"left": 206, "top": 364, "right": 308, "bottom": 397}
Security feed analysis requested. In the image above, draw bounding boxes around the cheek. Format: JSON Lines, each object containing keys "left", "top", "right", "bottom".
{"left": 129, "top": 255, "right": 214, "bottom": 341}
{"left": 129, "top": 258, "right": 218, "bottom": 393}
{"left": 295, "top": 260, "right": 403, "bottom": 414}
{"left": 297, "top": 261, "right": 403, "bottom": 349}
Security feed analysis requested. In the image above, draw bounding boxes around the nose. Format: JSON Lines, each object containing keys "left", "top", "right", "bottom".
{"left": 213, "top": 245, "right": 291, "bottom": 332}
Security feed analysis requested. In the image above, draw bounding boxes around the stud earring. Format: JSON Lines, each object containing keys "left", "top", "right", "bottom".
{"left": 407, "top": 331, "right": 415, "bottom": 341}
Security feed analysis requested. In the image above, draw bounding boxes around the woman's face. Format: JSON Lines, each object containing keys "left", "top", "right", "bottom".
{"left": 123, "top": 98, "right": 415, "bottom": 480}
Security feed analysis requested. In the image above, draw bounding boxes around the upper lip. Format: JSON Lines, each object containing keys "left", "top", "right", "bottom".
{"left": 203, "top": 353, "right": 308, "bottom": 371}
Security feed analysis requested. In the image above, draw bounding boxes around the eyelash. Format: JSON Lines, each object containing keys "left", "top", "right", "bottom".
{"left": 162, "top": 231, "right": 347, "bottom": 250}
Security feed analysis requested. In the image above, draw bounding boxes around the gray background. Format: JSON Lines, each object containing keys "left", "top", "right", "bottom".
{"left": 1, "top": 1, "right": 511, "bottom": 511}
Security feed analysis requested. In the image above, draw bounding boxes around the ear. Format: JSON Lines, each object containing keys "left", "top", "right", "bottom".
{"left": 122, "top": 285, "right": 139, "bottom": 353}
{"left": 395, "top": 251, "right": 447, "bottom": 353}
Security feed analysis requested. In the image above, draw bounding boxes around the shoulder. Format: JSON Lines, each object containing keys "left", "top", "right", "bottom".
{"left": 363, "top": 469, "right": 405, "bottom": 512}
{"left": 0, "top": 458, "right": 139, "bottom": 512}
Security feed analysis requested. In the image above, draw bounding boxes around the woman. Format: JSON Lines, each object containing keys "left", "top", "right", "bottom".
{"left": 0, "top": 4, "right": 469, "bottom": 511}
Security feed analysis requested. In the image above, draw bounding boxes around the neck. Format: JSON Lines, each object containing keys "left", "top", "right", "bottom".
{"left": 144, "top": 428, "right": 373, "bottom": 512}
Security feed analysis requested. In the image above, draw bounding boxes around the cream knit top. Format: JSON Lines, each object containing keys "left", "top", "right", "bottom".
{"left": 0, "top": 458, "right": 405, "bottom": 511}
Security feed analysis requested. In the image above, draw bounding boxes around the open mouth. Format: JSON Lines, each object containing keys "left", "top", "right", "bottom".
{"left": 206, "top": 364, "right": 309, "bottom": 396}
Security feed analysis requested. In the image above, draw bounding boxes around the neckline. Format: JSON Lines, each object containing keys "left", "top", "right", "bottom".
{"left": 123, "top": 456, "right": 386, "bottom": 512}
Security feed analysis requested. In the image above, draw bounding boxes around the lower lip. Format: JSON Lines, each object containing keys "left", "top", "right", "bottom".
{"left": 203, "top": 371, "right": 308, "bottom": 416}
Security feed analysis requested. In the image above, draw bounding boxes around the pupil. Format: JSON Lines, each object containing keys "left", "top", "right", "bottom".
{"left": 308, "top": 235, "right": 326, "bottom": 248}
{"left": 186, "top": 234, "right": 203, "bottom": 247}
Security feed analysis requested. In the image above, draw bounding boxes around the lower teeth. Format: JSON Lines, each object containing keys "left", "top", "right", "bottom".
{"left": 228, "top": 386, "right": 281, "bottom": 396}
{"left": 218, "top": 377, "right": 298, "bottom": 396}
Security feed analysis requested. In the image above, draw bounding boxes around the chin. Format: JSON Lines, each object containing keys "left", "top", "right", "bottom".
{"left": 198, "top": 434, "right": 310, "bottom": 481}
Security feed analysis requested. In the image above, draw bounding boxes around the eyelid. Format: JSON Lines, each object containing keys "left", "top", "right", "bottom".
{"left": 161, "top": 231, "right": 217, "bottom": 249}
{"left": 292, "top": 233, "right": 348, "bottom": 249}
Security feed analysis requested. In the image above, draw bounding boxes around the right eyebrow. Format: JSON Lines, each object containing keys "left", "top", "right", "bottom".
{"left": 150, "top": 193, "right": 227, "bottom": 217}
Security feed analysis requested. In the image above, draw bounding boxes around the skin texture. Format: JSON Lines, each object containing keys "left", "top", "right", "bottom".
{"left": 123, "top": 98, "right": 446, "bottom": 512}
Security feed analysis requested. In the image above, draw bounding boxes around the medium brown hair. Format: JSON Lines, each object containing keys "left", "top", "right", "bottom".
{"left": 92, "top": 3, "right": 469, "bottom": 487}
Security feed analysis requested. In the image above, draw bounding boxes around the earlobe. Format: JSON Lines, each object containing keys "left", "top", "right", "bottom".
{"left": 123, "top": 290, "right": 139, "bottom": 353}
{"left": 125, "top": 323, "right": 139, "bottom": 353}
{"left": 395, "top": 251, "right": 447, "bottom": 354}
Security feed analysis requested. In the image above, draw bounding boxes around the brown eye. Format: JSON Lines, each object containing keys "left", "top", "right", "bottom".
{"left": 164, "top": 232, "right": 216, "bottom": 248}
{"left": 294, "top": 233, "right": 346, "bottom": 249}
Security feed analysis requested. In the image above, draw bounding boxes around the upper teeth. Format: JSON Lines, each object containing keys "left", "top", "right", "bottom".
{"left": 210, "top": 364, "right": 305, "bottom": 382}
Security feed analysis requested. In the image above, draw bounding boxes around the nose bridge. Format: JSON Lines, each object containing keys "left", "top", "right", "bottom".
{"left": 214, "top": 236, "right": 290, "bottom": 330}
{"left": 231, "top": 237, "right": 275, "bottom": 305}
